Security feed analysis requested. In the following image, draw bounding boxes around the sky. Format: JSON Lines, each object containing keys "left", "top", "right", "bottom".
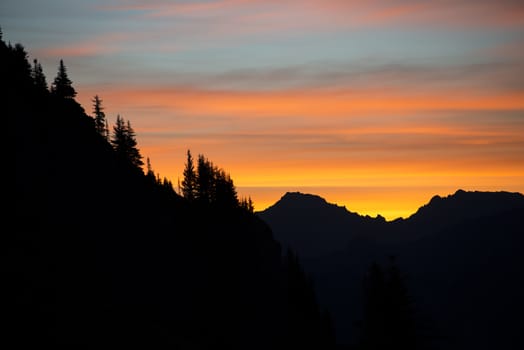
{"left": 3, "top": 0, "right": 524, "bottom": 219}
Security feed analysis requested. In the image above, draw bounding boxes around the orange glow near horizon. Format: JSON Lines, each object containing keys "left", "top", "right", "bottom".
{"left": 5, "top": 0, "right": 523, "bottom": 221}
{"left": 236, "top": 185, "right": 524, "bottom": 221}
{"left": 81, "top": 86, "right": 524, "bottom": 119}
{"left": 74, "top": 84, "right": 524, "bottom": 220}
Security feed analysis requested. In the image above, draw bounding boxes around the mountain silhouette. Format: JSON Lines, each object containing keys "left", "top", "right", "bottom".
{"left": 258, "top": 192, "right": 387, "bottom": 258}
{"left": 258, "top": 190, "right": 524, "bottom": 349}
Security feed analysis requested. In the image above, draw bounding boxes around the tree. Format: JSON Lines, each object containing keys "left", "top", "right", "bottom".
{"left": 196, "top": 154, "right": 213, "bottom": 204}
{"left": 240, "top": 196, "right": 255, "bottom": 213}
{"left": 181, "top": 150, "right": 197, "bottom": 201}
{"left": 110, "top": 115, "right": 143, "bottom": 170}
{"left": 92, "top": 95, "right": 107, "bottom": 138}
{"left": 145, "top": 157, "right": 156, "bottom": 184}
{"left": 285, "top": 248, "right": 336, "bottom": 349}
{"left": 213, "top": 168, "right": 238, "bottom": 207}
{"left": 31, "top": 59, "right": 48, "bottom": 93}
{"left": 51, "top": 59, "right": 76, "bottom": 98}
{"left": 358, "top": 257, "right": 417, "bottom": 350}
{"left": 105, "top": 119, "right": 110, "bottom": 140}
{"left": 7, "top": 43, "right": 33, "bottom": 94}
{"left": 193, "top": 153, "right": 240, "bottom": 207}
{"left": 180, "top": 151, "right": 242, "bottom": 207}
{"left": 125, "top": 119, "right": 143, "bottom": 169}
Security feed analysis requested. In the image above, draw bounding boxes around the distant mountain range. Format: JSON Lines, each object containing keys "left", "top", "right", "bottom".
{"left": 258, "top": 190, "right": 524, "bottom": 349}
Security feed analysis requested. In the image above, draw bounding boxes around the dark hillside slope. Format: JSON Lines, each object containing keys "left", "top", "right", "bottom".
{"left": 8, "top": 34, "right": 333, "bottom": 348}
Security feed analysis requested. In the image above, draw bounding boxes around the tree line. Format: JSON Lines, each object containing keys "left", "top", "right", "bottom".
{"left": 24, "top": 45, "right": 254, "bottom": 213}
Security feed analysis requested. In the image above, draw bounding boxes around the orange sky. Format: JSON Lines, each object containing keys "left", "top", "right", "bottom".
{"left": 75, "top": 85, "right": 524, "bottom": 220}
{"left": 4, "top": 0, "right": 523, "bottom": 220}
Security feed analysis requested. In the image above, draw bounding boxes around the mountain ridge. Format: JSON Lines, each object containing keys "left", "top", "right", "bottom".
{"left": 257, "top": 188, "right": 524, "bottom": 349}
{"left": 260, "top": 188, "right": 524, "bottom": 222}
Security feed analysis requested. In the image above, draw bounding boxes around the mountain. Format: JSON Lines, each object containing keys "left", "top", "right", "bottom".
{"left": 258, "top": 192, "right": 387, "bottom": 258}
{"left": 8, "top": 34, "right": 334, "bottom": 348}
{"left": 258, "top": 190, "right": 524, "bottom": 349}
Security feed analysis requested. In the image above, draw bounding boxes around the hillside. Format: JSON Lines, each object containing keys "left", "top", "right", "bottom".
{"left": 8, "top": 33, "right": 334, "bottom": 348}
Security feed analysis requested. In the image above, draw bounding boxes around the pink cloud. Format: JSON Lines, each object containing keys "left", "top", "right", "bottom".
{"left": 103, "top": 0, "right": 524, "bottom": 30}
{"left": 34, "top": 33, "right": 130, "bottom": 58}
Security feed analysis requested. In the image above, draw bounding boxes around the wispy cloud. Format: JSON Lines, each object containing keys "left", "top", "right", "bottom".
{"left": 138, "top": 60, "right": 524, "bottom": 93}
{"left": 5, "top": 0, "right": 523, "bottom": 216}
{"left": 100, "top": 0, "right": 524, "bottom": 31}
{"left": 34, "top": 33, "right": 131, "bottom": 58}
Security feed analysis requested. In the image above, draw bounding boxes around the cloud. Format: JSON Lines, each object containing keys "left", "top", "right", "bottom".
{"left": 100, "top": 0, "right": 524, "bottom": 33}
{"left": 77, "top": 83, "right": 524, "bottom": 191}
{"left": 34, "top": 33, "right": 131, "bottom": 58}
{"left": 80, "top": 85, "right": 524, "bottom": 123}
{"left": 145, "top": 60, "right": 524, "bottom": 93}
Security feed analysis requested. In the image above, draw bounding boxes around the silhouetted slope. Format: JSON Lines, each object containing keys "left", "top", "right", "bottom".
{"left": 258, "top": 190, "right": 524, "bottom": 349}
{"left": 8, "top": 33, "right": 333, "bottom": 348}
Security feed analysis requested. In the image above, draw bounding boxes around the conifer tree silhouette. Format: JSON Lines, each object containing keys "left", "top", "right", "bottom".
{"left": 358, "top": 257, "right": 417, "bottom": 350}
{"left": 31, "top": 59, "right": 48, "bottom": 93}
{"left": 124, "top": 119, "right": 143, "bottom": 169}
{"left": 92, "top": 95, "right": 107, "bottom": 139}
{"left": 214, "top": 168, "right": 238, "bottom": 207}
{"left": 285, "top": 248, "right": 336, "bottom": 349}
{"left": 6, "top": 43, "right": 33, "bottom": 93}
{"left": 51, "top": 59, "right": 76, "bottom": 98}
{"left": 145, "top": 157, "right": 157, "bottom": 184}
{"left": 240, "top": 197, "right": 255, "bottom": 213}
{"left": 193, "top": 153, "right": 239, "bottom": 207}
{"left": 196, "top": 154, "right": 212, "bottom": 203}
{"left": 110, "top": 114, "right": 143, "bottom": 169}
{"left": 181, "top": 149, "right": 197, "bottom": 201}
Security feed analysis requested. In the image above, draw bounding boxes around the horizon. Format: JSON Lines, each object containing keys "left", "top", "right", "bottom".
{"left": 244, "top": 186, "right": 524, "bottom": 220}
{"left": 3, "top": 1, "right": 523, "bottom": 219}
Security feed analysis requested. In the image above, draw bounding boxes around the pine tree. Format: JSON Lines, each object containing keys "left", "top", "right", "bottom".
{"left": 8, "top": 43, "right": 33, "bottom": 93}
{"left": 110, "top": 115, "right": 143, "bottom": 170}
{"left": 105, "top": 119, "right": 110, "bottom": 141}
{"left": 181, "top": 150, "right": 197, "bottom": 202}
{"left": 285, "top": 248, "right": 334, "bottom": 349}
{"left": 214, "top": 168, "right": 238, "bottom": 207}
{"left": 124, "top": 119, "right": 143, "bottom": 169}
{"left": 358, "top": 257, "right": 417, "bottom": 350}
{"left": 51, "top": 59, "right": 76, "bottom": 98}
{"left": 146, "top": 157, "right": 154, "bottom": 176}
{"left": 111, "top": 114, "right": 126, "bottom": 155}
{"left": 248, "top": 197, "right": 254, "bottom": 212}
{"left": 92, "top": 95, "right": 107, "bottom": 138}
{"left": 196, "top": 154, "right": 213, "bottom": 203}
{"left": 146, "top": 157, "right": 156, "bottom": 183}
{"left": 31, "top": 59, "right": 48, "bottom": 93}
{"left": 240, "top": 197, "right": 255, "bottom": 213}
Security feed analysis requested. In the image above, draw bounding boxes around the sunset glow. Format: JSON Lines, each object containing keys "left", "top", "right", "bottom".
{"left": 3, "top": 0, "right": 523, "bottom": 219}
